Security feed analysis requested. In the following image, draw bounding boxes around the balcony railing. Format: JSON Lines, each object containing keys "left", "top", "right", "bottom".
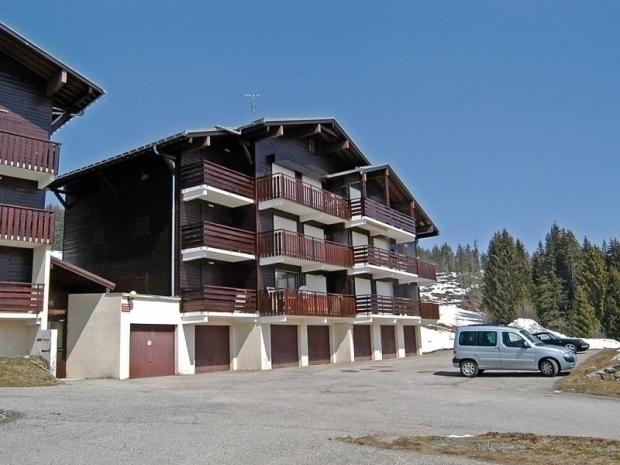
{"left": 0, "top": 204, "right": 55, "bottom": 244}
{"left": 258, "top": 229, "right": 352, "bottom": 268}
{"left": 355, "top": 294, "right": 420, "bottom": 316}
{"left": 0, "top": 282, "right": 44, "bottom": 313}
{"left": 353, "top": 245, "right": 417, "bottom": 274}
{"left": 257, "top": 173, "right": 350, "bottom": 220}
{"left": 181, "top": 159, "right": 255, "bottom": 199}
{"left": 350, "top": 197, "right": 416, "bottom": 234}
{"left": 181, "top": 285, "right": 257, "bottom": 313}
{"left": 420, "top": 301, "right": 440, "bottom": 320}
{"left": 0, "top": 130, "right": 60, "bottom": 174}
{"left": 417, "top": 259, "right": 437, "bottom": 281}
{"left": 181, "top": 221, "right": 255, "bottom": 255}
{"left": 259, "top": 288, "right": 356, "bottom": 317}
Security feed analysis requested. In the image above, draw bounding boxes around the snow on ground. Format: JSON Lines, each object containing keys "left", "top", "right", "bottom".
{"left": 509, "top": 318, "right": 620, "bottom": 349}
{"left": 420, "top": 326, "right": 454, "bottom": 352}
{"left": 438, "top": 304, "right": 486, "bottom": 327}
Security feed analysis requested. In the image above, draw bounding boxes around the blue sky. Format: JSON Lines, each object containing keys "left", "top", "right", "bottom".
{"left": 2, "top": 1, "right": 618, "bottom": 251}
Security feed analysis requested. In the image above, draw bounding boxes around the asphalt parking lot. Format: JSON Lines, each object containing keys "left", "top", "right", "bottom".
{"left": 1, "top": 350, "right": 618, "bottom": 465}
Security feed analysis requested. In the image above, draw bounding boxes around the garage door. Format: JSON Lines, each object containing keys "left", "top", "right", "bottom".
{"left": 271, "top": 325, "right": 299, "bottom": 368}
{"left": 195, "top": 325, "right": 230, "bottom": 373}
{"left": 404, "top": 326, "right": 417, "bottom": 356}
{"left": 353, "top": 325, "right": 371, "bottom": 361}
{"left": 130, "top": 324, "right": 175, "bottom": 378}
{"left": 381, "top": 325, "right": 396, "bottom": 359}
{"left": 308, "top": 326, "right": 330, "bottom": 365}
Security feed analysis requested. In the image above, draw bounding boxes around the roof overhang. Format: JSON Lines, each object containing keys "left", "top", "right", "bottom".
{"left": 50, "top": 257, "right": 115, "bottom": 290}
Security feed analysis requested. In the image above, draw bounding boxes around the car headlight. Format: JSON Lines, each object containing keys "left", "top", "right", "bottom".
{"left": 563, "top": 354, "right": 575, "bottom": 362}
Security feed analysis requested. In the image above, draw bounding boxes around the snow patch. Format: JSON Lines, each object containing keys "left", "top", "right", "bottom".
{"left": 509, "top": 318, "right": 620, "bottom": 349}
{"left": 420, "top": 326, "right": 454, "bottom": 352}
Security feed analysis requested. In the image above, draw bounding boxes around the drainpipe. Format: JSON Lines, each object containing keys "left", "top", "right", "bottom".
{"left": 153, "top": 144, "right": 176, "bottom": 298}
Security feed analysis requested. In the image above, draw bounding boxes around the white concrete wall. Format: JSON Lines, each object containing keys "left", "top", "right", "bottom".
{"left": 371, "top": 324, "right": 382, "bottom": 361}
{"left": 66, "top": 294, "right": 122, "bottom": 379}
{"left": 331, "top": 323, "right": 354, "bottom": 364}
{"left": 298, "top": 323, "right": 308, "bottom": 367}
{"left": 32, "top": 245, "right": 51, "bottom": 330}
{"left": 231, "top": 323, "right": 270, "bottom": 371}
{"left": 0, "top": 320, "right": 39, "bottom": 356}
{"left": 177, "top": 324, "right": 195, "bottom": 375}
{"left": 30, "top": 328, "right": 57, "bottom": 374}
{"left": 396, "top": 324, "right": 406, "bottom": 359}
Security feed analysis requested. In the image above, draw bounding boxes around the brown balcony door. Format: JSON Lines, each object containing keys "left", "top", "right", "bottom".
{"left": 270, "top": 325, "right": 299, "bottom": 368}
{"left": 195, "top": 325, "right": 230, "bottom": 373}
{"left": 353, "top": 326, "right": 372, "bottom": 361}
{"left": 381, "top": 325, "right": 397, "bottom": 359}
{"left": 308, "top": 325, "right": 330, "bottom": 365}
{"left": 404, "top": 326, "right": 417, "bottom": 356}
{"left": 129, "top": 324, "right": 175, "bottom": 378}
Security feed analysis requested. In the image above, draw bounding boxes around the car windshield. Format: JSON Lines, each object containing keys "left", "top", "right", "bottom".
{"left": 519, "top": 330, "right": 544, "bottom": 346}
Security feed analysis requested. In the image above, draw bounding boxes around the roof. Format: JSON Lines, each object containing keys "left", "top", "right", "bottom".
{"left": 0, "top": 22, "right": 105, "bottom": 132}
{"left": 50, "top": 257, "right": 115, "bottom": 290}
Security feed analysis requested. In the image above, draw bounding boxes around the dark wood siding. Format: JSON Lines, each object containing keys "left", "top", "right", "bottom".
{"left": 404, "top": 326, "right": 417, "bottom": 356}
{"left": 63, "top": 155, "right": 172, "bottom": 295}
{"left": 0, "top": 246, "right": 32, "bottom": 282}
{"left": 0, "top": 175, "right": 45, "bottom": 209}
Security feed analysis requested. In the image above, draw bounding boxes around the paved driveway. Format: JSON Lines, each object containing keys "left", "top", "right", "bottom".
{"left": 1, "top": 351, "right": 618, "bottom": 465}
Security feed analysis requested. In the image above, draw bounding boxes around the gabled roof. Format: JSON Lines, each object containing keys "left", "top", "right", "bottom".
{"left": 0, "top": 22, "right": 105, "bottom": 132}
{"left": 50, "top": 257, "right": 115, "bottom": 290}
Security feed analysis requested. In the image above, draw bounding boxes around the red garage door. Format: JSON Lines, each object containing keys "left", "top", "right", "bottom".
{"left": 404, "top": 326, "right": 417, "bottom": 356}
{"left": 381, "top": 325, "right": 396, "bottom": 359}
{"left": 130, "top": 324, "right": 175, "bottom": 378}
{"left": 271, "top": 325, "right": 299, "bottom": 368}
{"left": 195, "top": 325, "right": 230, "bottom": 373}
{"left": 308, "top": 326, "right": 330, "bottom": 365}
{"left": 353, "top": 325, "right": 371, "bottom": 362}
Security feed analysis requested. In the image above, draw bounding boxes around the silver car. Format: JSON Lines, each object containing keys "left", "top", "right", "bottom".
{"left": 453, "top": 325, "right": 576, "bottom": 377}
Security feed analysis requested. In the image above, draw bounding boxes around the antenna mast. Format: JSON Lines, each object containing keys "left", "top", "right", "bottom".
{"left": 243, "top": 93, "right": 260, "bottom": 118}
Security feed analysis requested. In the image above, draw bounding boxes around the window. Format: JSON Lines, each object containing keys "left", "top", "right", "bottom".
{"left": 459, "top": 331, "right": 497, "bottom": 347}
{"left": 308, "top": 139, "right": 317, "bottom": 154}
{"left": 134, "top": 216, "right": 150, "bottom": 236}
{"left": 275, "top": 270, "right": 299, "bottom": 289}
{"left": 502, "top": 332, "right": 527, "bottom": 348}
{"left": 536, "top": 333, "right": 551, "bottom": 342}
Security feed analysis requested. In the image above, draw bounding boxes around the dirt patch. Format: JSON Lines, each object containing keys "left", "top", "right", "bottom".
{"left": 555, "top": 349, "right": 620, "bottom": 397}
{"left": 335, "top": 432, "right": 620, "bottom": 465}
{"left": 0, "top": 409, "right": 22, "bottom": 424}
{"left": 0, "top": 357, "right": 57, "bottom": 387}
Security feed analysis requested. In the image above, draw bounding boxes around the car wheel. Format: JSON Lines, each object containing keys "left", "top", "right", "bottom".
{"left": 460, "top": 360, "right": 479, "bottom": 378}
{"left": 539, "top": 359, "right": 558, "bottom": 377}
{"left": 565, "top": 343, "right": 577, "bottom": 353}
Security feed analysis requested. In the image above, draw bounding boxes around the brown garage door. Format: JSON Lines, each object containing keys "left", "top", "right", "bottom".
{"left": 308, "top": 326, "right": 330, "bottom": 365}
{"left": 353, "top": 325, "right": 371, "bottom": 362}
{"left": 195, "top": 325, "right": 230, "bottom": 373}
{"left": 404, "top": 326, "right": 417, "bottom": 356}
{"left": 271, "top": 325, "right": 298, "bottom": 368}
{"left": 130, "top": 324, "right": 175, "bottom": 378}
{"left": 381, "top": 325, "right": 396, "bottom": 359}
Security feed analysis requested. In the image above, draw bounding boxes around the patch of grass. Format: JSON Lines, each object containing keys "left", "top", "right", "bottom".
{"left": 555, "top": 349, "right": 620, "bottom": 397}
{"left": 336, "top": 432, "right": 620, "bottom": 465}
{"left": 0, "top": 357, "right": 58, "bottom": 387}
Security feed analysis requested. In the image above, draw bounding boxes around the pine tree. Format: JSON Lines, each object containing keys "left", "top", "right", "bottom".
{"left": 604, "top": 268, "right": 620, "bottom": 339}
{"left": 578, "top": 240, "right": 607, "bottom": 321}
{"left": 569, "top": 284, "right": 601, "bottom": 337}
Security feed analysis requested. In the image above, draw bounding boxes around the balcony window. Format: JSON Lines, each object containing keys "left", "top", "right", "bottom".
{"left": 275, "top": 270, "right": 299, "bottom": 289}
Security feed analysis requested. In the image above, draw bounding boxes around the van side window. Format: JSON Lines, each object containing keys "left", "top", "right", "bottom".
{"left": 502, "top": 332, "right": 527, "bottom": 348}
{"left": 459, "top": 331, "right": 497, "bottom": 347}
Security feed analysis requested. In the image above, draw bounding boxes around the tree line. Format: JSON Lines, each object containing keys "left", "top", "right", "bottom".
{"left": 419, "top": 224, "right": 620, "bottom": 339}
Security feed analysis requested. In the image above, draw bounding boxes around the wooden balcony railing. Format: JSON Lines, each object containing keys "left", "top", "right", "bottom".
{"left": 259, "top": 289, "right": 356, "bottom": 317}
{"left": 350, "top": 197, "right": 416, "bottom": 234}
{"left": 181, "top": 285, "right": 257, "bottom": 313}
{"left": 181, "top": 221, "right": 255, "bottom": 255}
{"left": 420, "top": 301, "right": 440, "bottom": 320}
{"left": 0, "top": 130, "right": 60, "bottom": 174}
{"left": 0, "top": 282, "right": 44, "bottom": 313}
{"left": 353, "top": 245, "right": 417, "bottom": 274}
{"left": 258, "top": 229, "right": 352, "bottom": 268}
{"left": 417, "top": 259, "right": 437, "bottom": 281}
{"left": 355, "top": 294, "right": 420, "bottom": 316}
{"left": 181, "top": 159, "right": 255, "bottom": 199}
{"left": 257, "top": 173, "right": 350, "bottom": 220}
{"left": 0, "top": 204, "right": 55, "bottom": 244}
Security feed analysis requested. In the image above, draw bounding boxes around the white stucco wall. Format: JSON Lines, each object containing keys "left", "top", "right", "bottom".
{"left": 32, "top": 245, "right": 51, "bottom": 330}
{"left": 0, "top": 320, "right": 39, "bottom": 356}
{"left": 331, "top": 323, "right": 354, "bottom": 364}
{"left": 231, "top": 323, "right": 270, "bottom": 371}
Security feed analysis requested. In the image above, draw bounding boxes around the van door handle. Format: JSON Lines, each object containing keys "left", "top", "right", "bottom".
{"left": 495, "top": 347, "right": 501, "bottom": 351}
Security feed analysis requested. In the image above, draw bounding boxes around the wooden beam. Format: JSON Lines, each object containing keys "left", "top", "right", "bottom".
{"left": 238, "top": 140, "right": 253, "bottom": 165}
{"left": 384, "top": 169, "right": 390, "bottom": 206}
{"left": 264, "top": 125, "right": 284, "bottom": 139}
{"left": 47, "top": 70, "right": 67, "bottom": 97}
{"left": 297, "top": 124, "right": 321, "bottom": 138}
{"left": 52, "top": 189, "right": 68, "bottom": 209}
{"left": 98, "top": 172, "right": 119, "bottom": 198}
{"left": 324, "top": 140, "right": 349, "bottom": 154}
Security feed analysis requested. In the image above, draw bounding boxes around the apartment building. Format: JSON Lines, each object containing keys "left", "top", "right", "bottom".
{"left": 0, "top": 22, "right": 105, "bottom": 360}
{"left": 50, "top": 117, "right": 440, "bottom": 378}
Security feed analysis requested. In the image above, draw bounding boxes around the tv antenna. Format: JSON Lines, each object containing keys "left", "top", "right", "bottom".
{"left": 243, "top": 93, "right": 260, "bottom": 118}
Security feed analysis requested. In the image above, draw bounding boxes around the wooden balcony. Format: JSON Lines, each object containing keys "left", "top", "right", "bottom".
{"left": 351, "top": 245, "right": 419, "bottom": 283}
{"left": 420, "top": 301, "right": 440, "bottom": 320}
{"left": 181, "top": 159, "right": 255, "bottom": 207}
{"left": 258, "top": 229, "right": 352, "bottom": 272}
{"left": 0, "top": 282, "right": 44, "bottom": 314}
{"left": 181, "top": 285, "right": 257, "bottom": 313}
{"left": 181, "top": 221, "right": 256, "bottom": 262}
{"left": 417, "top": 259, "right": 437, "bottom": 283}
{"left": 0, "top": 130, "right": 60, "bottom": 185}
{"left": 349, "top": 197, "right": 416, "bottom": 243}
{"left": 355, "top": 294, "right": 420, "bottom": 316}
{"left": 259, "top": 289, "right": 356, "bottom": 318}
{"left": 257, "top": 173, "right": 350, "bottom": 224}
{"left": 0, "top": 204, "right": 55, "bottom": 246}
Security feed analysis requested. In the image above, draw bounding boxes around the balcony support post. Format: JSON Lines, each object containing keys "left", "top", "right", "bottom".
{"left": 371, "top": 323, "right": 382, "bottom": 361}
{"left": 32, "top": 246, "right": 51, "bottom": 329}
{"left": 330, "top": 323, "right": 354, "bottom": 364}
{"left": 395, "top": 323, "right": 406, "bottom": 359}
{"left": 298, "top": 323, "right": 309, "bottom": 367}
